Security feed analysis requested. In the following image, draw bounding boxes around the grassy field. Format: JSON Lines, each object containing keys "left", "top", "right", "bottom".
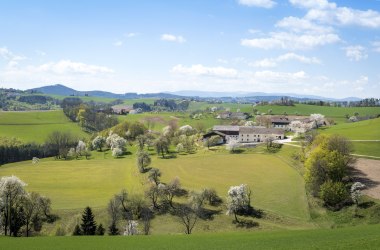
{"left": 0, "top": 147, "right": 308, "bottom": 220}
{"left": 2, "top": 224, "right": 380, "bottom": 250}
{"left": 0, "top": 145, "right": 312, "bottom": 234}
{"left": 0, "top": 110, "right": 89, "bottom": 143}
{"left": 321, "top": 118, "right": 380, "bottom": 140}
{"left": 118, "top": 112, "right": 233, "bottom": 131}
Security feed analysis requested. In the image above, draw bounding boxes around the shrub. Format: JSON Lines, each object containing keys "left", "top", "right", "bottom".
{"left": 319, "top": 181, "right": 349, "bottom": 208}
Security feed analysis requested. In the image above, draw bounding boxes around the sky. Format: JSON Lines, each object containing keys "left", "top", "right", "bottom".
{"left": 0, "top": 0, "right": 380, "bottom": 98}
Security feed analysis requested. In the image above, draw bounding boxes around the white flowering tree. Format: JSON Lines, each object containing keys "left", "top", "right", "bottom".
{"left": 351, "top": 182, "right": 366, "bottom": 206}
{"left": 226, "top": 139, "right": 239, "bottom": 153}
{"left": 123, "top": 220, "right": 139, "bottom": 236}
{"left": 0, "top": 176, "right": 27, "bottom": 236}
{"left": 226, "top": 184, "right": 252, "bottom": 223}
{"left": 92, "top": 136, "right": 106, "bottom": 151}
{"left": 32, "top": 157, "right": 40, "bottom": 164}
{"left": 106, "top": 133, "right": 127, "bottom": 151}
{"left": 310, "top": 114, "right": 325, "bottom": 128}
{"left": 76, "top": 140, "right": 87, "bottom": 156}
{"left": 112, "top": 147, "right": 123, "bottom": 158}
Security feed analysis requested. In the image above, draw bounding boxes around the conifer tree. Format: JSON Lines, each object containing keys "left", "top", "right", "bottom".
{"left": 80, "top": 206, "right": 97, "bottom": 235}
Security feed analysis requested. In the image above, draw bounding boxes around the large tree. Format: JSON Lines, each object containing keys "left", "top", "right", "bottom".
{"left": 80, "top": 206, "right": 97, "bottom": 235}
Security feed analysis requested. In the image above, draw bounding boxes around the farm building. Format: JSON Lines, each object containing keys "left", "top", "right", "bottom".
{"left": 203, "top": 125, "right": 285, "bottom": 144}
{"left": 216, "top": 112, "right": 248, "bottom": 120}
{"left": 271, "top": 117, "right": 290, "bottom": 129}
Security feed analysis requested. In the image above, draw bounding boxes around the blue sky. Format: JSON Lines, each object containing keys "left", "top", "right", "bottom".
{"left": 0, "top": 0, "right": 380, "bottom": 98}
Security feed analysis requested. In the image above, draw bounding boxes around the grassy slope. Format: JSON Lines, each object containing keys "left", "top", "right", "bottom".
{"left": 0, "top": 110, "right": 89, "bottom": 143}
{"left": 0, "top": 148, "right": 308, "bottom": 221}
{"left": 319, "top": 118, "right": 380, "bottom": 157}
{"left": 3, "top": 224, "right": 380, "bottom": 250}
{"left": 254, "top": 104, "right": 380, "bottom": 118}
{"left": 118, "top": 112, "right": 232, "bottom": 131}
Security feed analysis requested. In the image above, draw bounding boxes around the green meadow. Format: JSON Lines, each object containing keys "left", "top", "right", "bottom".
{"left": 2, "top": 224, "right": 380, "bottom": 250}
{"left": 0, "top": 111, "right": 89, "bottom": 143}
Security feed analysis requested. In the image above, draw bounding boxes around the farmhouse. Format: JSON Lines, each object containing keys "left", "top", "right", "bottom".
{"left": 204, "top": 125, "right": 285, "bottom": 144}
{"left": 271, "top": 117, "right": 290, "bottom": 129}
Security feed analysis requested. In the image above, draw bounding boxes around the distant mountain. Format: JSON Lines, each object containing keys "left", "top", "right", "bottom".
{"left": 30, "top": 84, "right": 362, "bottom": 102}
{"left": 166, "top": 90, "right": 362, "bottom": 102}
{"left": 30, "top": 84, "right": 181, "bottom": 99}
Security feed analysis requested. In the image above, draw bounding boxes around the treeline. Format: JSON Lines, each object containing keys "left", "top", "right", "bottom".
{"left": 62, "top": 97, "right": 118, "bottom": 132}
{"left": 132, "top": 99, "right": 190, "bottom": 112}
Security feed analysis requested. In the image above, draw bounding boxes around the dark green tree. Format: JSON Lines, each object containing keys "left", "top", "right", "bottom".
{"left": 80, "top": 206, "right": 97, "bottom": 235}
{"left": 72, "top": 224, "right": 82, "bottom": 236}
{"left": 108, "top": 222, "right": 119, "bottom": 235}
{"left": 96, "top": 224, "right": 105, "bottom": 235}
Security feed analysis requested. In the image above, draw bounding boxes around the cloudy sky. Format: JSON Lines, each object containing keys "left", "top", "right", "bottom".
{"left": 1, "top": 0, "right": 380, "bottom": 98}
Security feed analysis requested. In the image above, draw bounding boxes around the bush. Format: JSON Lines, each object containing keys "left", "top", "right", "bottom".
{"left": 319, "top": 181, "right": 349, "bottom": 208}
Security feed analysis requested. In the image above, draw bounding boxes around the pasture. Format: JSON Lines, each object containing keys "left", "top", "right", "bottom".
{"left": 2, "top": 224, "right": 380, "bottom": 250}
{"left": 0, "top": 111, "right": 89, "bottom": 143}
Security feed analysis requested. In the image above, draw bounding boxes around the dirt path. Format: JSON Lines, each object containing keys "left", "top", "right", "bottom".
{"left": 352, "top": 158, "right": 380, "bottom": 199}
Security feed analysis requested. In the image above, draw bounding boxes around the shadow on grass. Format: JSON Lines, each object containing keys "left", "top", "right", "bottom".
{"left": 234, "top": 219, "right": 259, "bottom": 228}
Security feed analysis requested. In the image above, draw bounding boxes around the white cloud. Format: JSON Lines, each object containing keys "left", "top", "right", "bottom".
{"left": 251, "top": 52, "right": 320, "bottom": 67}
{"left": 31, "top": 60, "right": 114, "bottom": 75}
{"left": 125, "top": 32, "right": 138, "bottom": 38}
{"left": 241, "top": 31, "right": 339, "bottom": 50}
{"left": 113, "top": 40, "right": 123, "bottom": 47}
{"left": 344, "top": 46, "right": 368, "bottom": 61}
{"left": 0, "top": 47, "right": 26, "bottom": 67}
{"left": 276, "top": 16, "right": 333, "bottom": 33}
{"left": 238, "top": 0, "right": 276, "bottom": 8}
{"left": 289, "top": 0, "right": 336, "bottom": 10}
{"left": 171, "top": 64, "right": 238, "bottom": 78}
{"left": 252, "top": 70, "right": 308, "bottom": 82}
{"left": 161, "top": 34, "right": 186, "bottom": 43}
{"left": 289, "top": 0, "right": 380, "bottom": 28}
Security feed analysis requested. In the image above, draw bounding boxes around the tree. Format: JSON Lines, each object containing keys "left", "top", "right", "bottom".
{"left": 108, "top": 222, "right": 119, "bottom": 235}
{"left": 21, "top": 192, "right": 44, "bottom": 237}
{"left": 0, "top": 175, "right": 27, "bottom": 236}
{"left": 45, "top": 131, "right": 76, "bottom": 159}
{"left": 351, "top": 182, "right": 366, "bottom": 206}
{"left": 201, "top": 188, "right": 222, "bottom": 206}
{"left": 80, "top": 206, "right": 97, "bottom": 235}
{"left": 154, "top": 136, "right": 170, "bottom": 158}
{"left": 176, "top": 205, "right": 198, "bottom": 234}
{"left": 76, "top": 140, "right": 87, "bottom": 156}
{"left": 226, "top": 184, "right": 252, "bottom": 223}
{"left": 319, "top": 181, "right": 349, "bottom": 208}
{"left": 158, "top": 177, "right": 182, "bottom": 208}
{"left": 126, "top": 122, "right": 146, "bottom": 140}
{"left": 141, "top": 206, "right": 153, "bottom": 235}
{"left": 96, "top": 224, "right": 105, "bottom": 235}
{"left": 145, "top": 184, "right": 160, "bottom": 209}
{"left": 148, "top": 168, "right": 161, "bottom": 186}
{"left": 136, "top": 150, "right": 151, "bottom": 173}
{"left": 136, "top": 135, "right": 148, "bottom": 151}
{"left": 92, "top": 136, "right": 106, "bottom": 152}
{"left": 226, "top": 139, "right": 239, "bottom": 153}
{"left": 176, "top": 143, "right": 184, "bottom": 153}
{"left": 123, "top": 220, "right": 138, "bottom": 236}
{"left": 112, "top": 147, "right": 123, "bottom": 158}
{"left": 309, "top": 113, "right": 325, "bottom": 128}
{"left": 72, "top": 224, "right": 82, "bottom": 236}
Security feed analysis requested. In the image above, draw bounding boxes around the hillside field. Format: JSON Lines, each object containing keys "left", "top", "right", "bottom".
{"left": 2, "top": 224, "right": 380, "bottom": 250}
{"left": 0, "top": 111, "right": 89, "bottom": 143}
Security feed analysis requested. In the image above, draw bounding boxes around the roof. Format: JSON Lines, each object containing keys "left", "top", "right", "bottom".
{"left": 112, "top": 105, "right": 133, "bottom": 112}
{"left": 203, "top": 130, "right": 226, "bottom": 138}
{"left": 271, "top": 117, "right": 290, "bottom": 124}
{"left": 213, "top": 125, "right": 240, "bottom": 132}
{"left": 239, "top": 126, "right": 285, "bottom": 135}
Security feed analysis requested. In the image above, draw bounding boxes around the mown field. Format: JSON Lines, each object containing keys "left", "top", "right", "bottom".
{"left": 320, "top": 118, "right": 380, "bottom": 157}
{"left": 0, "top": 147, "right": 309, "bottom": 217}
{"left": 2, "top": 224, "right": 380, "bottom": 250}
{"left": 0, "top": 145, "right": 311, "bottom": 234}
{"left": 0, "top": 111, "right": 89, "bottom": 143}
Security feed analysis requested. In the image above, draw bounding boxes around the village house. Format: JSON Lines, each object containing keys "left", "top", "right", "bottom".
{"left": 271, "top": 117, "right": 291, "bottom": 130}
{"left": 203, "top": 125, "right": 285, "bottom": 144}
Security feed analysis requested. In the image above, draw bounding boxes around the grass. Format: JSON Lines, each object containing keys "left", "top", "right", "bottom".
{"left": 254, "top": 104, "right": 380, "bottom": 117}
{"left": 118, "top": 112, "right": 232, "bottom": 131}
{"left": 3, "top": 224, "right": 380, "bottom": 250}
{"left": 351, "top": 142, "right": 380, "bottom": 157}
{"left": 0, "top": 147, "right": 308, "bottom": 220}
{"left": 0, "top": 110, "right": 89, "bottom": 143}
{"left": 320, "top": 118, "right": 380, "bottom": 140}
